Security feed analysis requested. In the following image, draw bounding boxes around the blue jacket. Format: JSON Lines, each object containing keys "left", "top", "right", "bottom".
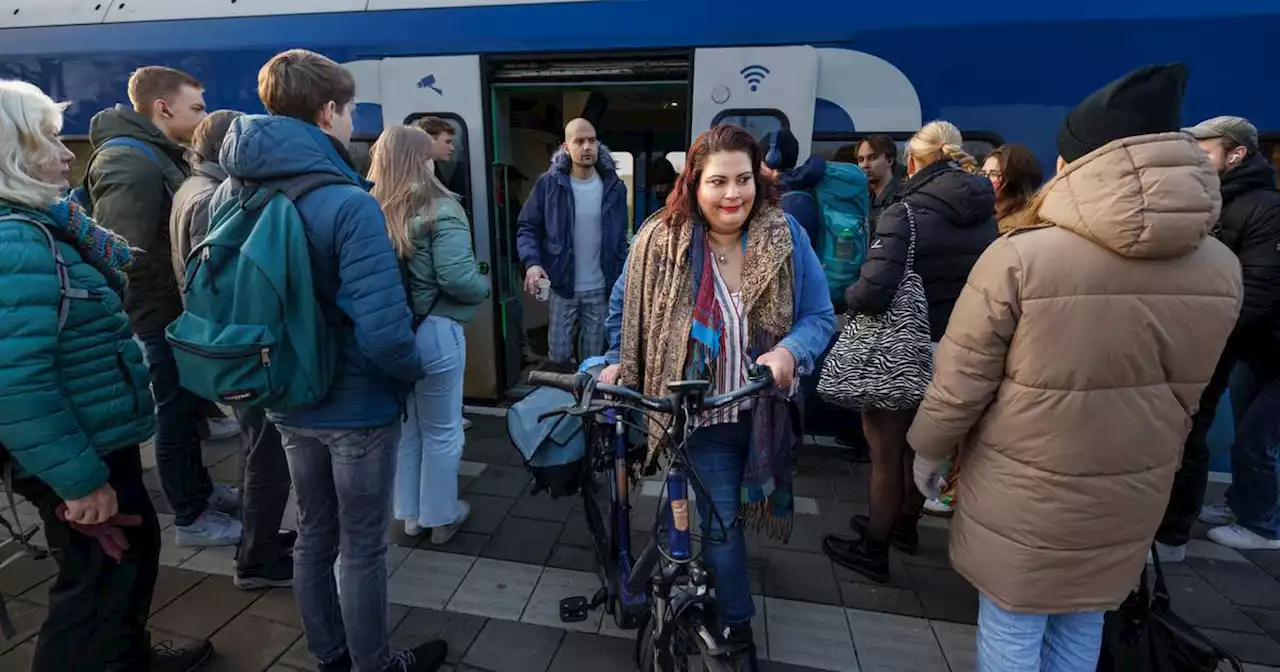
{"left": 604, "top": 215, "right": 835, "bottom": 377}
{"left": 211, "top": 116, "right": 424, "bottom": 429}
{"left": 516, "top": 146, "right": 629, "bottom": 298}
{"left": 0, "top": 202, "right": 155, "bottom": 500}
{"left": 777, "top": 156, "right": 827, "bottom": 253}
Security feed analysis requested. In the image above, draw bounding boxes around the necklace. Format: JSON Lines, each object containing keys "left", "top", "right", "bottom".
{"left": 712, "top": 248, "right": 729, "bottom": 263}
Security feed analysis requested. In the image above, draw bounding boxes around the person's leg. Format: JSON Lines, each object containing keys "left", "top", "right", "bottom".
{"left": 1157, "top": 357, "right": 1232, "bottom": 549}
{"left": 863, "top": 408, "right": 914, "bottom": 540}
{"left": 234, "top": 406, "right": 293, "bottom": 587}
{"left": 577, "top": 288, "right": 608, "bottom": 360}
{"left": 394, "top": 326, "right": 426, "bottom": 531}
{"left": 687, "top": 421, "right": 755, "bottom": 627}
{"left": 1223, "top": 370, "right": 1280, "bottom": 543}
{"left": 278, "top": 426, "right": 349, "bottom": 667}
{"left": 1040, "top": 610, "right": 1105, "bottom": 672}
{"left": 547, "top": 291, "right": 580, "bottom": 365}
{"left": 330, "top": 425, "right": 399, "bottom": 671}
{"left": 976, "top": 594, "right": 1048, "bottom": 672}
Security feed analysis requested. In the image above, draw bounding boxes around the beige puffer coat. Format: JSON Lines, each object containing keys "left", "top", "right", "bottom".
{"left": 907, "top": 133, "right": 1244, "bottom": 614}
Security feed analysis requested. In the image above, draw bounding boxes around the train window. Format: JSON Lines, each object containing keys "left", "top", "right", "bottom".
{"left": 63, "top": 137, "right": 93, "bottom": 187}
{"left": 403, "top": 112, "right": 472, "bottom": 213}
{"left": 348, "top": 135, "right": 377, "bottom": 178}
{"left": 710, "top": 109, "right": 789, "bottom": 142}
{"left": 612, "top": 150, "right": 636, "bottom": 234}
{"left": 811, "top": 133, "right": 1003, "bottom": 168}
{"left": 666, "top": 151, "right": 686, "bottom": 174}
{"left": 1260, "top": 135, "right": 1280, "bottom": 189}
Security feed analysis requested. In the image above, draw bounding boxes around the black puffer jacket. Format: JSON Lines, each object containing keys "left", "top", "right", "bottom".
{"left": 1215, "top": 152, "right": 1280, "bottom": 366}
{"left": 846, "top": 160, "right": 998, "bottom": 341}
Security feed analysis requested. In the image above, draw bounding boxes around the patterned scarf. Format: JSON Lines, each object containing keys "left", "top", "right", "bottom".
{"left": 45, "top": 198, "right": 134, "bottom": 290}
{"left": 619, "top": 204, "right": 800, "bottom": 540}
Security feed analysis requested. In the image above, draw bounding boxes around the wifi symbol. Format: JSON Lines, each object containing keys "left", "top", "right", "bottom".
{"left": 740, "top": 64, "right": 770, "bottom": 92}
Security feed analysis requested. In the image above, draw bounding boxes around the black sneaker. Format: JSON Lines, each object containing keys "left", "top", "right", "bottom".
{"left": 823, "top": 534, "right": 890, "bottom": 584}
{"left": 725, "top": 625, "right": 760, "bottom": 672}
{"left": 151, "top": 639, "right": 213, "bottom": 672}
{"left": 318, "top": 651, "right": 353, "bottom": 672}
{"left": 385, "top": 640, "right": 448, "bottom": 672}
{"left": 848, "top": 514, "right": 919, "bottom": 555}
{"left": 234, "top": 554, "right": 293, "bottom": 590}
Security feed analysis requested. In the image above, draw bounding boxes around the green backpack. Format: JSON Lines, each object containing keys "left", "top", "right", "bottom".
{"left": 796, "top": 161, "right": 871, "bottom": 304}
{"left": 166, "top": 177, "right": 345, "bottom": 410}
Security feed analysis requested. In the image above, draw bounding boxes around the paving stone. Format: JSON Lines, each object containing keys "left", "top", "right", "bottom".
{"left": 386, "top": 543, "right": 412, "bottom": 573}
{"left": 204, "top": 612, "right": 302, "bottom": 672}
{"left": 0, "top": 640, "right": 36, "bottom": 670}
{"left": 247, "top": 587, "right": 302, "bottom": 627}
{"left": 279, "top": 633, "right": 319, "bottom": 671}
{"left": 832, "top": 545, "right": 912, "bottom": 590}
{"left": 0, "top": 599, "right": 44, "bottom": 656}
{"left": 481, "top": 516, "right": 561, "bottom": 565}
{"left": 1187, "top": 539, "right": 1250, "bottom": 563}
{"left": 466, "top": 464, "right": 530, "bottom": 500}
{"left": 548, "top": 631, "right": 636, "bottom": 671}
{"left": 448, "top": 557, "right": 543, "bottom": 620}
{"left": 463, "top": 436, "right": 523, "bottom": 466}
{"left": 1199, "top": 628, "right": 1280, "bottom": 666}
{"left": 846, "top": 608, "right": 947, "bottom": 671}
{"left": 422, "top": 530, "right": 490, "bottom": 557}
{"left": 547, "top": 544, "right": 597, "bottom": 573}
{"left": 521, "top": 567, "right": 603, "bottom": 633}
{"left": 1190, "top": 558, "right": 1280, "bottom": 610}
{"left": 761, "top": 548, "right": 841, "bottom": 606}
{"left": 762, "top": 510, "right": 827, "bottom": 554}
{"left": 752, "top": 593, "right": 770, "bottom": 661}
{"left": 460, "top": 494, "right": 516, "bottom": 535}
{"left": 462, "top": 618, "right": 563, "bottom": 672}
{"left": 898, "top": 526, "right": 950, "bottom": 569}
{"left": 765, "top": 597, "right": 858, "bottom": 671}
{"left": 150, "top": 566, "right": 208, "bottom": 615}
{"left": 512, "top": 484, "right": 577, "bottom": 523}
{"left": 390, "top": 607, "right": 487, "bottom": 664}
{"left": 837, "top": 580, "right": 924, "bottom": 618}
{"left": 387, "top": 549, "right": 475, "bottom": 610}
{"left": 558, "top": 509, "right": 594, "bottom": 548}
{"left": 0, "top": 551, "right": 56, "bottom": 599}
{"left": 905, "top": 565, "right": 979, "bottom": 625}
{"left": 1243, "top": 550, "right": 1280, "bottom": 583}
{"left": 180, "top": 545, "right": 237, "bottom": 576}
{"left": 1165, "top": 574, "right": 1263, "bottom": 633}
{"left": 931, "top": 621, "right": 977, "bottom": 672}
{"left": 158, "top": 534, "right": 202, "bottom": 568}
{"left": 149, "top": 575, "right": 261, "bottom": 639}
{"left": 1242, "top": 607, "right": 1280, "bottom": 641}
{"left": 760, "top": 661, "right": 832, "bottom": 672}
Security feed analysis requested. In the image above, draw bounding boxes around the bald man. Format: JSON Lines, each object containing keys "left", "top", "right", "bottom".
{"left": 516, "top": 118, "right": 629, "bottom": 366}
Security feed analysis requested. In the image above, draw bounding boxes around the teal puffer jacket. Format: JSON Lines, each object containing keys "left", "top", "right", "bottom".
{"left": 0, "top": 202, "right": 155, "bottom": 500}
{"left": 407, "top": 194, "right": 491, "bottom": 324}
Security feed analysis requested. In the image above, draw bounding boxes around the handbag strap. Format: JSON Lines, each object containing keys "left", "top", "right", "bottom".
{"left": 1147, "top": 541, "right": 1170, "bottom": 602}
{"left": 901, "top": 201, "right": 919, "bottom": 271}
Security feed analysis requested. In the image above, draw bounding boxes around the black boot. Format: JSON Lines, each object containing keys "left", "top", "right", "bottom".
{"left": 848, "top": 514, "right": 919, "bottom": 555}
{"left": 725, "top": 624, "right": 760, "bottom": 672}
{"left": 823, "top": 534, "right": 890, "bottom": 584}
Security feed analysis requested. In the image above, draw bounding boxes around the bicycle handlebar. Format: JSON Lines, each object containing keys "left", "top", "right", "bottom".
{"left": 527, "top": 364, "right": 775, "bottom": 415}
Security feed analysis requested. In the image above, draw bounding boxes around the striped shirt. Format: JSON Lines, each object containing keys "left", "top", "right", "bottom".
{"left": 703, "top": 260, "right": 751, "bottom": 426}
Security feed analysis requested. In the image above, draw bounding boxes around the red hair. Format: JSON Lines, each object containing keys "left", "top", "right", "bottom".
{"left": 663, "top": 124, "right": 780, "bottom": 230}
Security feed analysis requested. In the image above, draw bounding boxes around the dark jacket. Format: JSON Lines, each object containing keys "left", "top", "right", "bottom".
{"left": 86, "top": 105, "right": 190, "bottom": 334}
{"left": 777, "top": 156, "right": 826, "bottom": 252}
{"left": 0, "top": 202, "right": 155, "bottom": 501}
{"left": 169, "top": 160, "right": 227, "bottom": 288}
{"left": 210, "top": 115, "right": 424, "bottom": 429}
{"left": 846, "top": 160, "right": 998, "bottom": 341}
{"left": 516, "top": 146, "right": 629, "bottom": 298}
{"left": 871, "top": 175, "right": 902, "bottom": 227}
{"left": 1214, "top": 152, "right": 1280, "bottom": 366}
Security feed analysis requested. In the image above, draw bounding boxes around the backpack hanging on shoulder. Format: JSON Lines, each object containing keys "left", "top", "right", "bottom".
{"left": 798, "top": 161, "right": 871, "bottom": 304}
{"left": 69, "top": 138, "right": 174, "bottom": 216}
{"left": 165, "top": 176, "right": 346, "bottom": 411}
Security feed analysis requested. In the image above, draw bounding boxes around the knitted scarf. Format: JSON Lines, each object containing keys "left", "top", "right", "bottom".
{"left": 619, "top": 203, "right": 799, "bottom": 540}
{"left": 45, "top": 198, "right": 134, "bottom": 290}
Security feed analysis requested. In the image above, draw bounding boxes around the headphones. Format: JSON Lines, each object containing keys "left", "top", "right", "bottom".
{"left": 764, "top": 132, "right": 781, "bottom": 170}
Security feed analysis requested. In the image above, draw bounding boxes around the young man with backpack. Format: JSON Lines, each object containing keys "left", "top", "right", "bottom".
{"left": 189, "top": 49, "right": 445, "bottom": 672}
{"left": 83, "top": 66, "right": 244, "bottom": 548}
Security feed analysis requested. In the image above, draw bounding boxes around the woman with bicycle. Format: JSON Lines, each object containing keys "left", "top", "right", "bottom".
{"left": 598, "top": 124, "right": 835, "bottom": 668}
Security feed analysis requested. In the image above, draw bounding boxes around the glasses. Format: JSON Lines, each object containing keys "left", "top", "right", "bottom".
{"left": 980, "top": 170, "right": 1003, "bottom": 179}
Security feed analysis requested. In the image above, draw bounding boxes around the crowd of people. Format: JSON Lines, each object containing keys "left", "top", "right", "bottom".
{"left": 0, "top": 46, "right": 1276, "bottom": 672}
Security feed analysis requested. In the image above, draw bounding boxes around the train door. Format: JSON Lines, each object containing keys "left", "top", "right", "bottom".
{"left": 379, "top": 55, "right": 500, "bottom": 400}
{"left": 690, "top": 46, "right": 819, "bottom": 153}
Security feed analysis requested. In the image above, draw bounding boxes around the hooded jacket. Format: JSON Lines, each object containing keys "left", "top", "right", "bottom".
{"left": 209, "top": 115, "right": 424, "bottom": 430}
{"left": 169, "top": 160, "right": 228, "bottom": 288}
{"left": 515, "top": 146, "right": 629, "bottom": 298}
{"left": 907, "top": 133, "right": 1243, "bottom": 613}
{"left": 845, "top": 160, "right": 998, "bottom": 341}
{"left": 777, "top": 155, "right": 826, "bottom": 251}
{"left": 1214, "top": 151, "right": 1280, "bottom": 367}
{"left": 86, "top": 105, "right": 190, "bottom": 334}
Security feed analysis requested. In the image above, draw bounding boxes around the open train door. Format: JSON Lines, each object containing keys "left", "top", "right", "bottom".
{"left": 691, "top": 46, "right": 819, "bottom": 160}
{"left": 379, "top": 55, "right": 500, "bottom": 400}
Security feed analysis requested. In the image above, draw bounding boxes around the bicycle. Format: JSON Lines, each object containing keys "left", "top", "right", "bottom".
{"left": 527, "top": 364, "right": 775, "bottom": 672}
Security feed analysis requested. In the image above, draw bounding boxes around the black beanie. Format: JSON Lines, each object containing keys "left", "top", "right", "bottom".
{"left": 1056, "top": 63, "right": 1189, "bottom": 163}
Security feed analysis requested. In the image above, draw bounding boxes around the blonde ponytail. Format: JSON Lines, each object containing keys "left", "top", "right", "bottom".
{"left": 942, "top": 143, "right": 978, "bottom": 173}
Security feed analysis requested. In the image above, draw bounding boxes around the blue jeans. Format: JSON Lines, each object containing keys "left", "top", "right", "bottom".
{"left": 278, "top": 424, "right": 398, "bottom": 671}
{"left": 396, "top": 316, "right": 466, "bottom": 528}
{"left": 136, "top": 330, "right": 212, "bottom": 526}
{"left": 977, "top": 594, "right": 1103, "bottom": 672}
{"left": 687, "top": 419, "right": 754, "bottom": 627}
{"left": 1226, "top": 363, "right": 1280, "bottom": 539}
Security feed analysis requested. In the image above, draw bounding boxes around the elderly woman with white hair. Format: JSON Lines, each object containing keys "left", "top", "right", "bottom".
{"left": 0, "top": 80, "right": 211, "bottom": 671}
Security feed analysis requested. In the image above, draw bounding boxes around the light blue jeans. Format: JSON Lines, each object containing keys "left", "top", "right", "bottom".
{"left": 977, "top": 594, "right": 1104, "bottom": 672}
{"left": 395, "top": 316, "right": 466, "bottom": 528}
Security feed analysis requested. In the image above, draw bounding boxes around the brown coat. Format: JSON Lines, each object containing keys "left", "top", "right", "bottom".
{"left": 907, "top": 133, "right": 1244, "bottom": 614}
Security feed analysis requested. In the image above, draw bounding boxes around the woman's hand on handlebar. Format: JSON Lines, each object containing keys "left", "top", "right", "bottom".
{"left": 599, "top": 364, "right": 622, "bottom": 385}
{"left": 756, "top": 347, "right": 796, "bottom": 389}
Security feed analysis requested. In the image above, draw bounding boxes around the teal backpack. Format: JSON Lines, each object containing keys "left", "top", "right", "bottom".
{"left": 799, "top": 161, "right": 871, "bottom": 303}
{"left": 166, "top": 177, "right": 346, "bottom": 410}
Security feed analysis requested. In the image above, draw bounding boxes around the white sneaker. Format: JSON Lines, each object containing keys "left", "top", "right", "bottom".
{"left": 208, "top": 483, "right": 241, "bottom": 513}
{"left": 431, "top": 501, "right": 471, "bottom": 545}
{"left": 1199, "top": 502, "right": 1237, "bottom": 526}
{"left": 1146, "top": 541, "right": 1187, "bottom": 564}
{"left": 463, "top": 418, "right": 473, "bottom": 431}
{"left": 1208, "top": 524, "right": 1280, "bottom": 551}
{"left": 923, "top": 498, "right": 954, "bottom": 515}
{"left": 206, "top": 417, "right": 241, "bottom": 441}
{"left": 404, "top": 520, "right": 423, "bottom": 537}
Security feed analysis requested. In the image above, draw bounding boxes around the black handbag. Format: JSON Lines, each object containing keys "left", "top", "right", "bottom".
{"left": 1097, "top": 544, "right": 1244, "bottom": 671}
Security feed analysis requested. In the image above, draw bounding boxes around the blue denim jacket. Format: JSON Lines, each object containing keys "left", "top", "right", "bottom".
{"left": 603, "top": 215, "right": 835, "bottom": 375}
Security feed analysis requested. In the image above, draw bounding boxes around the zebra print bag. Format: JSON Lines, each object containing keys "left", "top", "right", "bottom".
{"left": 816, "top": 201, "right": 933, "bottom": 411}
